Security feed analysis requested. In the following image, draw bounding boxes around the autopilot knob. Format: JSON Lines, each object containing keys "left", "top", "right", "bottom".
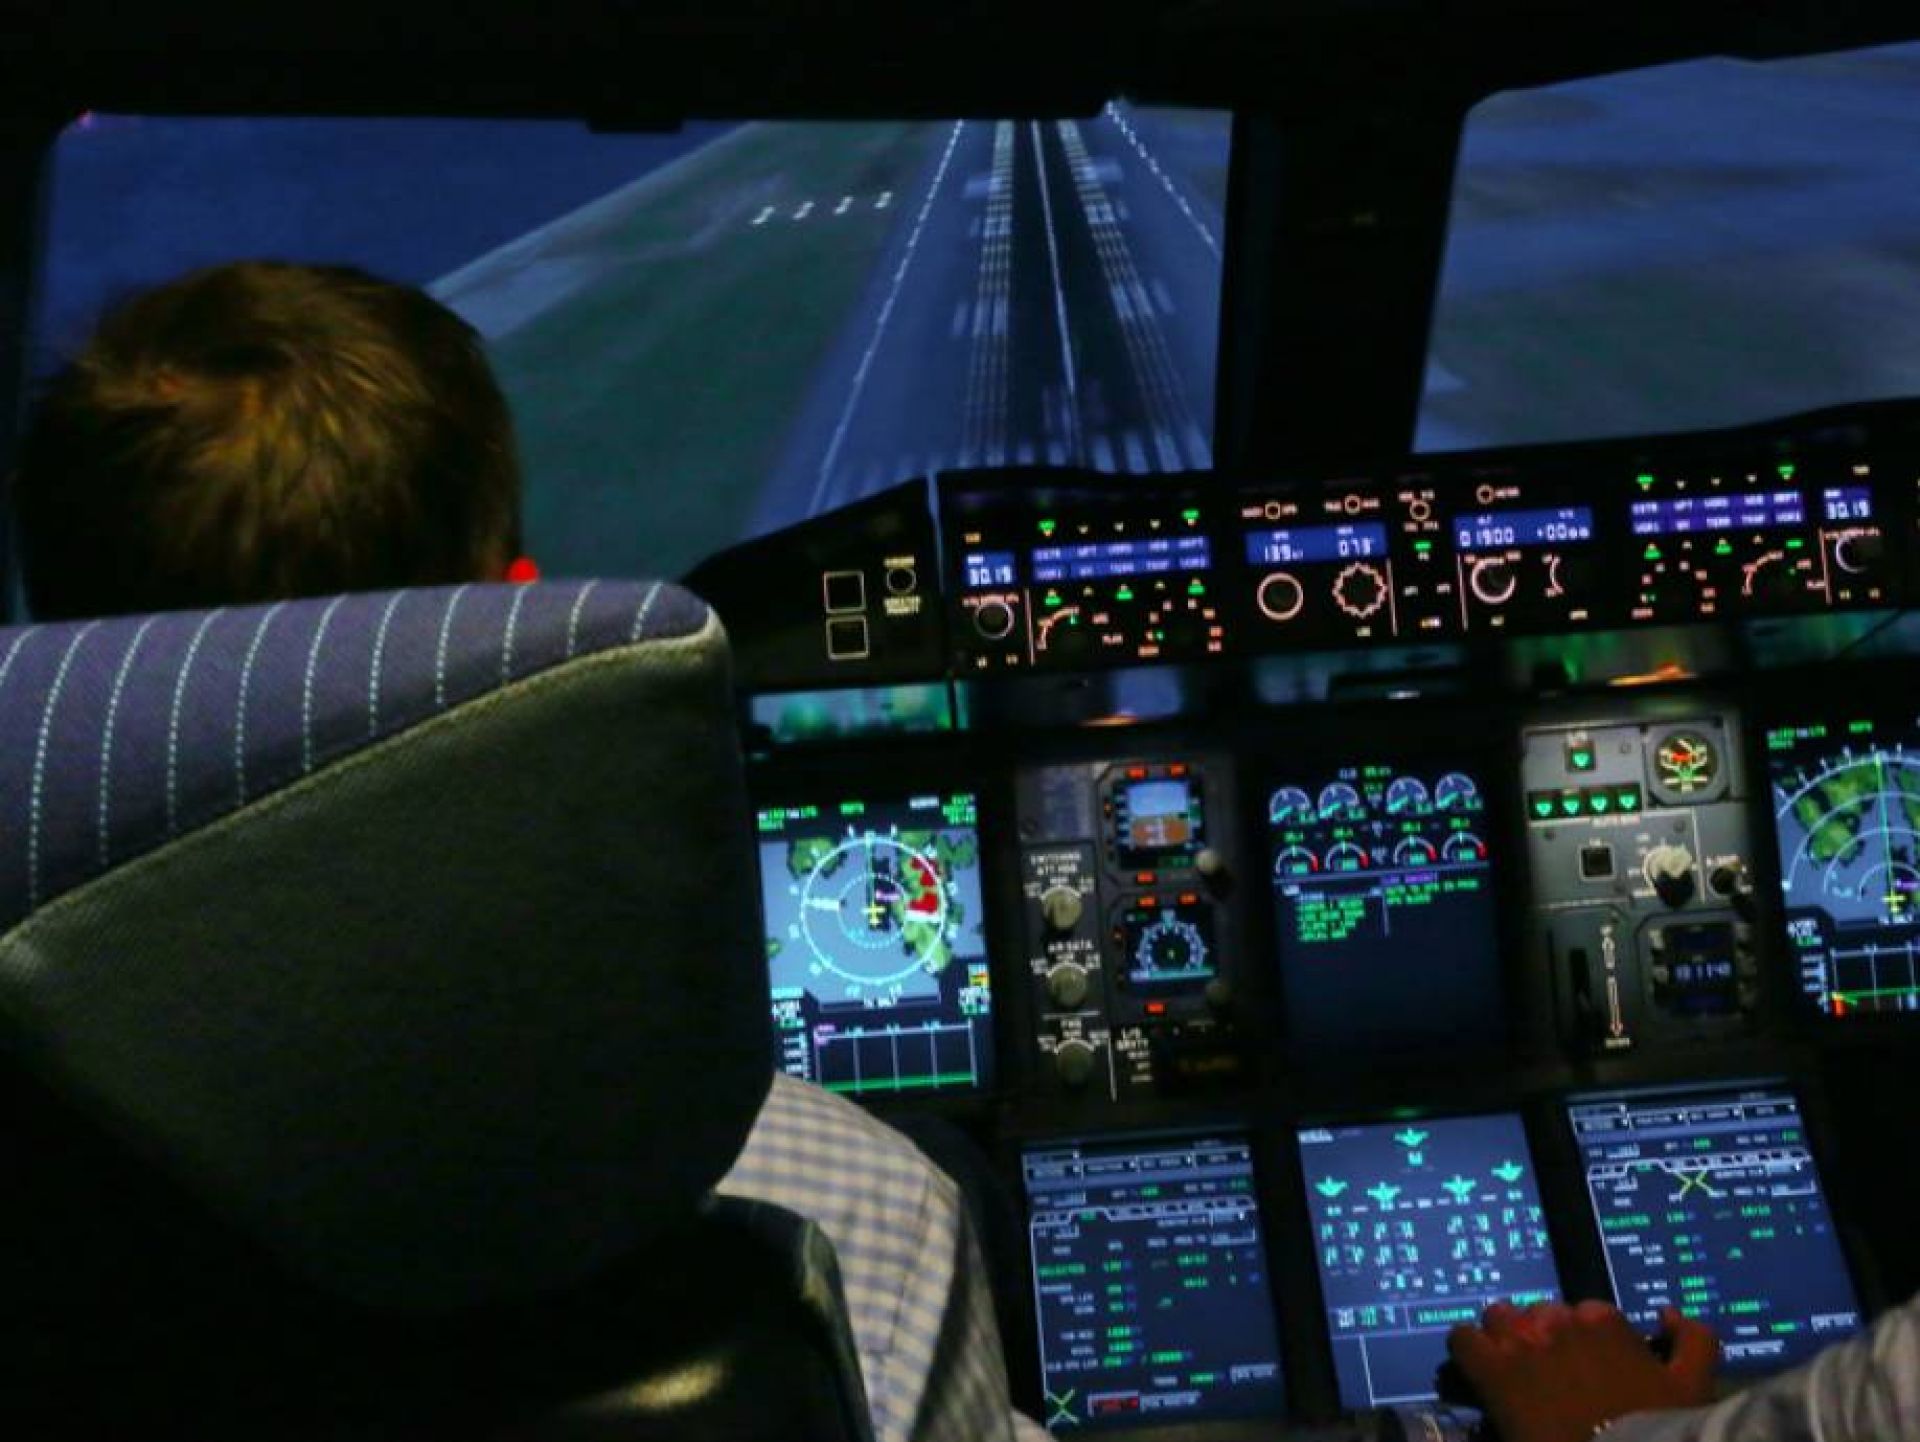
{"left": 1643, "top": 844, "right": 1696, "bottom": 908}
{"left": 972, "top": 598, "right": 1016, "bottom": 641}
{"left": 1046, "top": 962, "right": 1091, "bottom": 1009}
{"left": 1194, "top": 848, "right": 1227, "bottom": 881}
{"left": 1040, "top": 885, "right": 1085, "bottom": 933}
{"left": 1054, "top": 1038, "right": 1097, "bottom": 1089}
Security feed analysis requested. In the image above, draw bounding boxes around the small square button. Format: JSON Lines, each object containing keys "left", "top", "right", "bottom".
{"left": 1579, "top": 843, "right": 1615, "bottom": 881}
{"left": 825, "top": 616, "right": 870, "bottom": 661}
{"left": 823, "top": 570, "right": 867, "bottom": 615}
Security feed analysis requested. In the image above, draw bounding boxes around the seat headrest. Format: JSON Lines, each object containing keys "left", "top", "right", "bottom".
{"left": 0, "top": 581, "right": 772, "bottom": 1310}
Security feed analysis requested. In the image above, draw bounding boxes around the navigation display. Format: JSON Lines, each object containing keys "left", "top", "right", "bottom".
{"left": 1766, "top": 713, "right": 1920, "bottom": 1017}
{"left": 1269, "top": 762, "right": 1504, "bottom": 1052}
{"left": 1568, "top": 1084, "right": 1862, "bottom": 1372}
{"left": 1298, "top": 1113, "right": 1559, "bottom": 1410}
{"left": 757, "top": 791, "right": 993, "bottom": 1095}
{"left": 1024, "top": 1133, "right": 1286, "bottom": 1430}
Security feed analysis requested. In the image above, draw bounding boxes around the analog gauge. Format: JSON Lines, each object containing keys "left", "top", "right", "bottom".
{"left": 1434, "top": 773, "right": 1481, "bottom": 811}
{"left": 1318, "top": 780, "right": 1365, "bottom": 819}
{"left": 1323, "top": 841, "right": 1370, "bottom": 873}
{"left": 1654, "top": 731, "right": 1719, "bottom": 796}
{"left": 1269, "top": 786, "right": 1315, "bottom": 825}
{"left": 1135, "top": 914, "right": 1209, "bottom": 979}
{"left": 1392, "top": 837, "right": 1438, "bottom": 867}
{"left": 1442, "top": 832, "right": 1488, "bottom": 864}
{"left": 1273, "top": 845, "right": 1319, "bottom": 878}
{"left": 1384, "top": 775, "right": 1431, "bottom": 815}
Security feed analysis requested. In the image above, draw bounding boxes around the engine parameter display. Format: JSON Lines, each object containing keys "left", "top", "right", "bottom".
{"left": 1767, "top": 714, "right": 1920, "bottom": 1017}
{"left": 1270, "top": 762, "right": 1503, "bottom": 1052}
{"left": 1569, "top": 1084, "right": 1862, "bottom": 1372}
{"left": 758, "top": 791, "right": 993, "bottom": 1096}
{"left": 1025, "top": 1133, "right": 1286, "bottom": 1431}
{"left": 1298, "top": 1113, "right": 1559, "bottom": 1410}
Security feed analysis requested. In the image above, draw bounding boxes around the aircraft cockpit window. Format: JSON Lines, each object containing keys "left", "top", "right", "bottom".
{"left": 1419, "top": 40, "right": 1920, "bottom": 452}
{"left": 31, "top": 106, "right": 1229, "bottom": 580}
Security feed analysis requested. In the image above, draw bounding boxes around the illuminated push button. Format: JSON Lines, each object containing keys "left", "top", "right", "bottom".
{"left": 1054, "top": 1039, "right": 1097, "bottom": 1088}
{"left": 1041, "top": 886, "right": 1085, "bottom": 933}
{"left": 1046, "top": 963, "right": 1091, "bottom": 1008}
{"left": 973, "top": 599, "right": 1016, "bottom": 640}
{"left": 1643, "top": 844, "right": 1696, "bottom": 907}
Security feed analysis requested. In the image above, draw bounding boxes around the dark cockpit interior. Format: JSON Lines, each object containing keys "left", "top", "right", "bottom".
{"left": 4, "top": 4, "right": 1920, "bottom": 1440}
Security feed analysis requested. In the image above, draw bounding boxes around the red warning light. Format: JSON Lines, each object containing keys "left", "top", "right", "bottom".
{"left": 506, "top": 556, "right": 540, "bottom": 584}
{"left": 1145, "top": 1001, "right": 1167, "bottom": 1016}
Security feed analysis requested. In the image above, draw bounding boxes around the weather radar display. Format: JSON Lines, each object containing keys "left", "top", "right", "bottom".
{"left": 1767, "top": 715, "right": 1920, "bottom": 1017}
{"left": 758, "top": 791, "right": 993, "bottom": 1095}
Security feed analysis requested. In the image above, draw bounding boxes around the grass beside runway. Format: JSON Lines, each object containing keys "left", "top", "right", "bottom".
{"left": 479, "top": 120, "right": 948, "bottom": 579}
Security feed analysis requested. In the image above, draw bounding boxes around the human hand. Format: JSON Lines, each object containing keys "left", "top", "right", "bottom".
{"left": 1445, "top": 1300, "right": 1719, "bottom": 1442}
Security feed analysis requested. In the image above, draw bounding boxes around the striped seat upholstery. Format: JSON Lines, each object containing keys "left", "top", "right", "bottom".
{"left": 0, "top": 580, "right": 774, "bottom": 1313}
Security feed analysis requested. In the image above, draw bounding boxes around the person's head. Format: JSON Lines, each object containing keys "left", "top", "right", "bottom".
{"left": 11, "top": 260, "right": 522, "bottom": 620}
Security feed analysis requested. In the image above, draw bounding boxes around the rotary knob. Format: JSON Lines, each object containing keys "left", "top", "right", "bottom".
{"left": 1256, "top": 572, "right": 1305, "bottom": 623}
{"left": 1331, "top": 563, "right": 1388, "bottom": 621}
{"left": 1046, "top": 962, "right": 1091, "bottom": 1008}
{"left": 1469, "top": 557, "right": 1518, "bottom": 606}
{"left": 1054, "top": 1039, "right": 1097, "bottom": 1089}
{"left": 972, "top": 599, "right": 1016, "bottom": 640}
{"left": 1643, "top": 844, "right": 1696, "bottom": 908}
{"left": 1040, "top": 886, "right": 1085, "bottom": 933}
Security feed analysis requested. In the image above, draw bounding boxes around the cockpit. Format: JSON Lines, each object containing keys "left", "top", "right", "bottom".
{"left": 4, "top": 6, "right": 1919, "bottom": 1440}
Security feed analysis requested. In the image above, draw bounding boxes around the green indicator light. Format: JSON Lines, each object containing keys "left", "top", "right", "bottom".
{"left": 1570, "top": 748, "right": 1594, "bottom": 771}
{"left": 1116, "top": 585, "right": 1134, "bottom": 601}
{"left": 1714, "top": 540, "right": 1733, "bottom": 556}
{"left": 1636, "top": 473, "right": 1656, "bottom": 489}
{"left": 1559, "top": 795, "right": 1583, "bottom": 817}
{"left": 1778, "top": 463, "right": 1796, "bottom": 479}
{"left": 1038, "top": 518, "right": 1057, "bottom": 537}
{"left": 1589, "top": 792, "right": 1612, "bottom": 814}
{"left": 1188, "top": 579, "right": 1206, "bottom": 596}
{"left": 1617, "top": 788, "right": 1641, "bottom": 812}
{"left": 1785, "top": 538, "right": 1805, "bottom": 550}
{"left": 1044, "top": 592, "right": 1063, "bottom": 608}
{"left": 1414, "top": 540, "right": 1433, "bottom": 553}
{"left": 1181, "top": 508, "right": 1201, "bottom": 522}
{"left": 1533, "top": 800, "right": 1555, "bottom": 819}
{"left": 1644, "top": 543, "right": 1662, "bottom": 561}
{"left": 1848, "top": 719, "right": 1875, "bottom": 735}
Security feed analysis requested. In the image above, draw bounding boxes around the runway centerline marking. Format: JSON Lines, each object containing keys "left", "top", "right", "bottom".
{"left": 1030, "top": 119, "right": 1084, "bottom": 462}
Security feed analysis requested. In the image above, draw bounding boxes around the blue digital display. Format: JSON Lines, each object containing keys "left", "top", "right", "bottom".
{"left": 757, "top": 792, "right": 993, "bottom": 1096}
{"left": 1025, "top": 1134, "right": 1286, "bottom": 1431}
{"left": 1821, "top": 486, "right": 1874, "bottom": 523}
{"left": 1299, "top": 1113, "right": 1560, "bottom": 1410}
{"left": 1569, "top": 1084, "right": 1863, "bottom": 1373}
{"left": 963, "top": 550, "right": 1017, "bottom": 588}
{"left": 1629, "top": 490, "right": 1806, "bottom": 536}
{"left": 1031, "top": 534, "right": 1211, "bottom": 584}
{"left": 1452, "top": 507, "right": 1595, "bottom": 552}
{"left": 1243, "top": 522, "right": 1388, "bottom": 567}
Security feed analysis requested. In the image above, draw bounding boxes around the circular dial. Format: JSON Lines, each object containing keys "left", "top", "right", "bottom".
{"left": 972, "top": 598, "right": 1016, "bottom": 640}
{"left": 1384, "top": 776, "right": 1431, "bottom": 816}
{"left": 1392, "top": 837, "right": 1438, "bottom": 866}
{"left": 1468, "top": 557, "right": 1519, "bottom": 606}
{"left": 1655, "top": 732, "right": 1719, "bottom": 796}
{"left": 1332, "top": 563, "right": 1389, "bottom": 620}
{"left": 795, "top": 832, "right": 951, "bottom": 992}
{"left": 1269, "top": 786, "right": 1314, "bottom": 824}
{"left": 1257, "top": 571, "right": 1306, "bottom": 622}
{"left": 1273, "top": 845, "right": 1319, "bottom": 878}
{"left": 1317, "top": 780, "right": 1365, "bottom": 819}
{"left": 1434, "top": 773, "right": 1481, "bottom": 811}
{"left": 1323, "top": 840, "right": 1370, "bottom": 872}
{"left": 1134, "top": 913, "right": 1209, "bottom": 978}
{"left": 1442, "top": 832, "right": 1488, "bottom": 864}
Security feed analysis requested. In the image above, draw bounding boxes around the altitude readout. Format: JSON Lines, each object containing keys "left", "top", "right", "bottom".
{"left": 1768, "top": 717, "right": 1920, "bottom": 1017}
{"left": 1025, "top": 1135, "right": 1287, "bottom": 1430}
{"left": 1452, "top": 507, "right": 1595, "bottom": 551}
{"left": 1270, "top": 763, "right": 1505, "bottom": 1051}
{"left": 1570, "top": 1086, "right": 1861, "bottom": 1372}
